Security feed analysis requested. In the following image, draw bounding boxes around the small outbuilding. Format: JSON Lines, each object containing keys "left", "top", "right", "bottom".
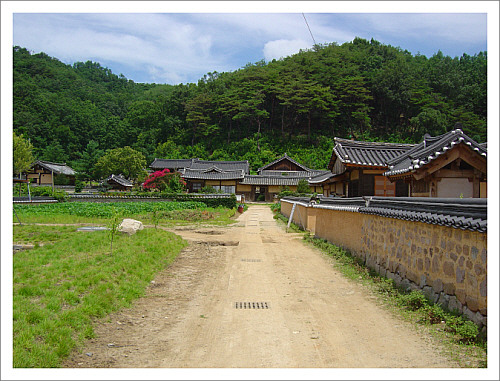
{"left": 103, "top": 174, "right": 133, "bottom": 191}
{"left": 26, "top": 160, "right": 76, "bottom": 186}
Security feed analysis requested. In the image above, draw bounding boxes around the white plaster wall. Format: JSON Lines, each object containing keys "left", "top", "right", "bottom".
{"left": 437, "top": 178, "right": 473, "bottom": 198}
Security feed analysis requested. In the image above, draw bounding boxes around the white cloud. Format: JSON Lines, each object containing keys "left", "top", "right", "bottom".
{"left": 10, "top": 9, "right": 490, "bottom": 85}
{"left": 263, "top": 39, "right": 311, "bottom": 61}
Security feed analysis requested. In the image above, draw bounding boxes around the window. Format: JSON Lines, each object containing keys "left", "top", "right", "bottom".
{"left": 374, "top": 176, "right": 395, "bottom": 197}
{"left": 192, "top": 182, "right": 202, "bottom": 192}
{"left": 221, "top": 186, "right": 235, "bottom": 194}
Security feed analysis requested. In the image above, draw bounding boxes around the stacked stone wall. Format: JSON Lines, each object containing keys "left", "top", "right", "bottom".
{"left": 361, "top": 216, "right": 487, "bottom": 332}
{"left": 279, "top": 199, "right": 487, "bottom": 332}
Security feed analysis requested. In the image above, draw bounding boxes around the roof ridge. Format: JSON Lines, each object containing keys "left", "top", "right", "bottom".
{"left": 36, "top": 160, "right": 68, "bottom": 166}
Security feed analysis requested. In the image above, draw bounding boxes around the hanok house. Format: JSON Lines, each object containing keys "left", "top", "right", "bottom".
{"left": 239, "top": 153, "right": 330, "bottom": 202}
{"left": 149, "top": 158, "right": 249, "bottom": 194}
{"left": 26, "top": 160, "right": 76, "bottom": 186}
{"left": 384, "top": 127, "right": 487, "bottom": 198}
{"left": 103, "top": 174, "right": 133, "bottom": 192}
{"left": 315, "top": 138, "right": 415, "bottom": 198}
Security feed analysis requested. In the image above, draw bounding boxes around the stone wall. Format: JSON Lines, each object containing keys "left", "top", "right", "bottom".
{"left": 361, "top": 216, "right": 487, "bottom": 332}
{"left": 280, "top": 198, "right": 487, "bottom": 332}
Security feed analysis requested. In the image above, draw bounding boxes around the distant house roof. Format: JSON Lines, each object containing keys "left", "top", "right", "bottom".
{"left": 189, "top": 160, "right": 250, "bottom": 174}
{"left": 384, "top": 128, "right": 487, "bottom": 178}
{"left": 240, "top": 175, "right": 310, "bottom": 186}
{"left": 150, "top": 158, "right": 196, "bottom": 170}
{"left": 33, "top": 160, "right": 75, "bottom": 176}
{"left": 149, "top": 158, "right": 249, "bottom": 174}
{"left": 105, "top": 174, "right": 133, "bottom": 188}
{"left": 258, "top": 153, "right": 311, "bottom": 173}
{"left": 180, "top": 168, "right": 245, "bottom": 180}
{"left": 328, "top": 138, "right": 415, "bottom": 170}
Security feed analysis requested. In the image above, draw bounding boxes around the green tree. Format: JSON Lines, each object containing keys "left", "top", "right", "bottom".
{"left": 94, "top": 146, "right": 146, "bottom": 183}
{"left": 73, "top": 140, "right": 104, "bottom": 183}
{"left": 40, "top": 138, "right": 68, "bottom": 163}
{"left": 297, "top": 178, "right": 311, "bottom": 193}
{"left": 13, "top": 132, "right": 35, "bottom": 177}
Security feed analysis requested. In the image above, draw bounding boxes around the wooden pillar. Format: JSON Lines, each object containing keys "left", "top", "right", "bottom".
{"left": 472, "top": 169, "right": 481, "bottom": 198}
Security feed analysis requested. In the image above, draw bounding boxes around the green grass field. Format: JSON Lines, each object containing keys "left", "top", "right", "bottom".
{"left": 11, "top": 201, "right": 238, "bottom": 368}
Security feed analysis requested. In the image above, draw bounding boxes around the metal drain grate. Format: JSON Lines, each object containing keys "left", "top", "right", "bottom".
{"left": 235, "top": 302, "right": 269, "bottom": 309}
{"left": 241, "top": 259, "right": 262, "bottom": 262}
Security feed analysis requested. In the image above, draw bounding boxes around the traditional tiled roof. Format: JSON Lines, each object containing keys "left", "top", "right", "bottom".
{"left": 384, "top": 128, "right": 487, "bottom": 177}
{"left": 180, "top": 168, "right": 245, "bottom": 180}
{"left": 190, "top": 160, "right": 250, "bottom": 174}
{"left": 150, "top": 158, "right": 250, "bottom": 174}
{"left": 34, "top": 160, "right": 75, "bottom": 176}
{"left": 240, "top": 175, "right": 309, "bottom": 186}
{"left": 281, "top": 196, "right": 487, "bottom": 232}
{"left": 149, "top": 158, "right": 196, "bottom": 170}
{"left": 307, "top": 171, "right": 337, "bottom": 184}
{"left": 281, "top": 196, "right": 366, "bottom": 212}
{"left": 359, "top": 197, "right": 487, "bottom": 232}
{"left": 328, "top": 138, "right": 415, "bottom": 170}
{"left": 260, "top": 170, "right": 328, "bottom": 178}
{"left": 258, "top": 153, "right": 311, "bottom": 173}
{"left": 105, "top": 174, "right": 133, "bottom": 187}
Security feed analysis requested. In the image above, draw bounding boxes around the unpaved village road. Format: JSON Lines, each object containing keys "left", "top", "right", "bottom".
{"left": 63, "top": 204, "right": 457, "bottom": 369}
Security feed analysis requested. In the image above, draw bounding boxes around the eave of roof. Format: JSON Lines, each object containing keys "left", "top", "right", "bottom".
{"left": 240, "top": 175, "right": 308, "bottom": 186}
{"left": 360, "top": 196, "right": 487, "bottom": 233}
{"left": 328, "top": 138, "right": 414, "bottom": 170}
{"left": 384, "top": 129, "right": 487, "bottom": 177}
{"left": 106, "top": 174, "right": 133, "bottom": 187}
{"left": 149, "top": 158, "right": 195, "bottom": 169}
{"left": 181, "top": 168, "right": 245, "bottom": 180}
{"left": 34, "top": 160, "right": 75, "bottom": 176}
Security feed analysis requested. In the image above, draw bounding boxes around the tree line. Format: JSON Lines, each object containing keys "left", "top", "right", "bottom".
{"left": 13, "top": 38, "right": 487, "bottom": 176}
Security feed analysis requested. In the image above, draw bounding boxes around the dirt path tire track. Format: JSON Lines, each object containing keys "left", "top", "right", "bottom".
{"left": 62, "top": 204, "right": 457, "bottom": 369}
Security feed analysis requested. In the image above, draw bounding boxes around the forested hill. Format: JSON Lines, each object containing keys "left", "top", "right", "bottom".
{"left": 13, "top": 38, "right": 487, "bottom": 172}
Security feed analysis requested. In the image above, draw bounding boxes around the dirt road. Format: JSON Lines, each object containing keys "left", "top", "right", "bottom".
{"left": 63, "top": 204, "right": 456, "bottom": 369}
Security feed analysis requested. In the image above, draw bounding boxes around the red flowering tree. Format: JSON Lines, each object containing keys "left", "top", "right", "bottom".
{"left": 142, "top": 169, "right": 186, "bottom": 193}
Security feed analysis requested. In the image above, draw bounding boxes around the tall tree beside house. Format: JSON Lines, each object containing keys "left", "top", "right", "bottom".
{"left": 72, "top": 140, "right": 105, "bottom": 184}
{"left": 94, "top": 146, "right": 147, "bottom": 184}
{"left": 296, "top": 178, "right": 311, "bottom": 194}
{"left": 13, "top": 132, "right": 35, "bottom": 177}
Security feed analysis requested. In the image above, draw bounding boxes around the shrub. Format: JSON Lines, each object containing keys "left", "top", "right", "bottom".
{"left": 74, "top": 180, "right": 84, "bottom": 193}
{"left": 399, "top": 290, "right": 427, "bottom": 311}
{"left": 296, "top": 178, "right": 310, "bottom": 193}
{"left": 455, "top": 321, "right": 479, "bottom": 344}
{"left": 200, "top": 186, "right": 223, "bottom": 194}
{"left": 143, "top": 169, "right": 186, "bottom": 193}
{"left": 271, "top": 202, "right": 281, "bottom": 213}
{"left": 423, "top": 304, "right": 446, "bottom": 324}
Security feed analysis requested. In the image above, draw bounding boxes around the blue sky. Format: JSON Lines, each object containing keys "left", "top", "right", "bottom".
{"left": 4, "top": 2, "right": 496, "bottom": 85}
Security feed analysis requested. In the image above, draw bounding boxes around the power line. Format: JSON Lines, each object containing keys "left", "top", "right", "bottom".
{"left": 302, "top": 13, "right": 316, "bottom": 46}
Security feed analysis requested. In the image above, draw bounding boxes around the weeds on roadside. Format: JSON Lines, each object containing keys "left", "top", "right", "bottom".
{"left": 13, "top": 226, "right": 187, "bottom": 367}
{"left": 107, "top": 207, "right": 122, "bottom": 255}
{"left": 301, "top": 233, "right": 486, "bottom": 366}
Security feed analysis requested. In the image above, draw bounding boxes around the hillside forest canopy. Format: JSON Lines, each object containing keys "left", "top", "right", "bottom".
{"left": 13, "top": 38, "right": 487, "bottom": 174}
